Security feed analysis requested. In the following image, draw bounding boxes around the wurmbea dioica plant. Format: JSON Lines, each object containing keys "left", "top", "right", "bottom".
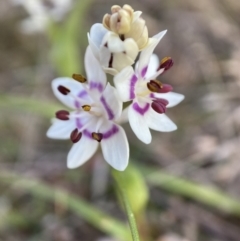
{"left": 47, "top": 4, "right": 184, "bottom": 171}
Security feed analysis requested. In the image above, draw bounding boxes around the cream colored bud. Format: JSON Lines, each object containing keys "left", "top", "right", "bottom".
{"left": 117, "top": 10, "right": 132, "bottom": 34}
{"left": 103, "top": 14, "right": 111, "bottom": 31}
{"left": 122, "top": 5, "right": 134, "bottom": 19}
{"left": 103, "top": 5, "right": 134, "bottom": 35}
{"left": 111, "top": 5, "right": 121, "bottom": 13}
{"left": 102, "top": 5, "right": 149, "bottom": 50}
{"left": 124, "top": 17, "right": 149, "bottom": 50}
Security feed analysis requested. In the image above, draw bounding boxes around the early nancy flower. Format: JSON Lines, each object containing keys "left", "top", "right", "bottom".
{"left": 47, "top": 46, "right": 129, "bottom": 171}
{"left": 103, "top": 4, "right": 148, "bottom": 50}
{"left": 114, "top": 31, "right": 184, "bottom": 144}
{"left": 88, "top": 23, "right": 139, "bottom": 75}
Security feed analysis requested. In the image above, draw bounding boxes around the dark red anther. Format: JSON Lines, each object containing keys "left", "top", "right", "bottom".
{"left": 56, "top": 110, "right": 70, "bottom": 120}
{"left": 147, "top": 80, "right": 173, "bottom": 93}
{"left": 157, "top": 84, "right": 173, "bottom": 93}
{"left": 92, "top": 132, "right": 103, "bottom": 142}
{"left": 151, "top": 98, "right": 169, "bottom": 114}
{"left": 158, "top": 57, "right": 174, "bottom": 72}
{"left": 155, "top": 98, "right": 169, "bottom": 106}
{"left": 70, "top": 128, "right": 82, "bottom": 143}
{"left": 147, "top": 80, "right": 163, "bottom": 92}
{"left": 58, "top": 85, "right": 70, "bottom": 95}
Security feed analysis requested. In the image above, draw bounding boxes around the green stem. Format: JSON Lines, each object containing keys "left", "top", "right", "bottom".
{"left": 112, "top": 170, "right": 141, "bottom": 241}
{"left": 1, "top": 171, "right": 131, "bottom": 241}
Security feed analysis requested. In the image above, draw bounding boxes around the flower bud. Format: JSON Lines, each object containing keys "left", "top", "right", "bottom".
{"left": 103, "top": 5, "right": 149, "bottom": 50}
{"left": 124, "top": 14, "right": 148, "bottom": 50}
{"left": 103, "top": 5, "right": 133, "bottom": 35}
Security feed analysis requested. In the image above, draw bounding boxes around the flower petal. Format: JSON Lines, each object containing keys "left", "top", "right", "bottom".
{"left": 52, "top": 77, "right": 90, "bottom": 109}
{"left": 100, "top": 33, "right": 138, "bottom": 74}
{"left": 102, "top": 32, "right": 124, "bottom": 52}
{"left": 112, "top": 52, "right": 135, "bottom": 72}
{"left": 145, "top": 110, "right": 177, "bottom": 132}
{"left": 89, "top": 23, "right": 108, "bottom": 49}
{"left": 100, "top": 123, "right": 129, "bottom": 171}
{"left": 146, "top": 68, "right": 164, "bottom": 81}
{"left": 145, "top": 54, "right": 160, "bottom": 79}
{"left": 128, "top": 102, "right": 152, "bottom": 144}
{"left": 85, "top": 46, "right": 107, "bottom": 93}
{"left": 137, "top": 30, "right": 167, "bottom": 78}
{"left": 99, "top": 45, "right": 111, "bottom": 69}
{"left": 117, "top": 106, "right": 130, "bottom": 124}
{"left": 153, "top": 92, "right": 185, "bottom": 108}
{"left": 125, "top": 17, "right": 148, "bottom": 50}
{"left": 103, "top": 67, "right": 119, "bottom": 76}
{"left": 132, "top": 11, "right": 142, "bottom": 22}
{"left": 100, "top": 83, "right": 122, "bottom": 120}
{"left": 67, "top": 135, "right": 98, "bottom": 169}
{"left": 46, "top": 119, "right": 75, "bottom": 139}
{"left": 114, "top": 66, "right": 137, "bottom": 102}
{"left": 135, "top": 54, "right": 160, "bottom": 80}
{"left": 122, "top": 38, "right": 139, "bottom": 61}
{"left": 88, "top": 23, "right": 108, "bottom": 60}
{"left": 88, "top": 33, "right": 100, "bottom": 60}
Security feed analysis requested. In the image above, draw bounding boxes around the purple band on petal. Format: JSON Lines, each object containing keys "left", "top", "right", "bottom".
{"left": 133, "top": 102, "right": 150, "bottom": 115}
{"left": 89, "top": 81, "right": 103, "bottom": 92}
{"left": 78, "top": 90, "right": 88, "bottom": 98}
{"left": 74, "top": 90, "right": 88, "bottom": 108}
{"left": 83, "top": 129, "right": 92, "bottom": 139}
{"left": 102, "top": 125, "right": 119, "bottom": 139}
{"left": 76, "top": 118, "right": 84, "bottom": 129}
{"left": 141, "top": 66, "right": 148, "bottom": 78}
{"left": 83, "top": 125, "right": 119, "bottom": 140}
{"left": 74, "top": 101, "right": 80, "bottom": 109}
{"left": 100, "top": 96, "right": 114, "bottom": 120}
{"left": 130, "top": 74, "right": 138, "bottom": 99}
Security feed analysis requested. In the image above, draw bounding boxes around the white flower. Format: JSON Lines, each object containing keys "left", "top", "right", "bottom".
{"left": 11, "top": 0, "right": 73, "bottom": 33}
{"left": 47, "top": 46, "right": 129, "bottom": 171}
{"left": 114, "top": 30, "right": 184, "bottom": 144}
{"left": 88, "top": 23, "right": 139, "bottom": 75}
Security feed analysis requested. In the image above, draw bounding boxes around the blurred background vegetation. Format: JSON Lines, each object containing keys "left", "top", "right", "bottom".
{"left": 1, "top": 0, "right": 240, "bottom": 240}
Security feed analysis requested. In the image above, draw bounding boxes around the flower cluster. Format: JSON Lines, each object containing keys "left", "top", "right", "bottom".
{"left": 47, "top": 4, "right": 184, "bottom": 171}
